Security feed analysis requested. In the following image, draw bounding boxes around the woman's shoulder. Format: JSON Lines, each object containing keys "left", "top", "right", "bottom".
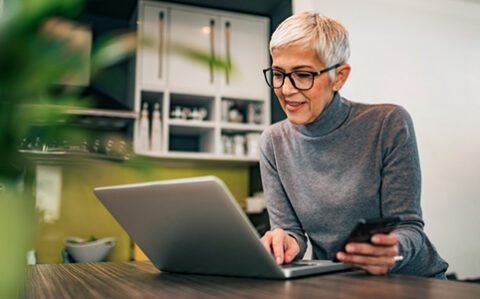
{"left": 260, "top": 119, "right": 292, "bottom": 150}
{"left": 262, "top": 119, "right": 291, "bottom": 138}
{"left": 344, "top": 98, "right": 411, "bottom": 122}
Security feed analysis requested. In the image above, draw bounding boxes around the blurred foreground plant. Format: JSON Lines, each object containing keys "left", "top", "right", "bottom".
{"left": 0, "top": 0, "right": 136, "bottom": 297}
{"left": 0, "top": 0, "right": 233, "bottom": 296}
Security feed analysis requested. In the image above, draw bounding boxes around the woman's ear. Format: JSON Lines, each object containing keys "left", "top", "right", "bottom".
{"left": 333, "top": 64, "right": 351, "bottom": 91}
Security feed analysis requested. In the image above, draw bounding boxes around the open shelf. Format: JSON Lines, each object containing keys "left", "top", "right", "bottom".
{"left": 221, "top": 97, "right": 265, "bottom": 125}
{"left": 168, "top": 126, "right": 215, "bottom": 153}
{"left": 169, "top": 93, "right": 215, "bottom": 122}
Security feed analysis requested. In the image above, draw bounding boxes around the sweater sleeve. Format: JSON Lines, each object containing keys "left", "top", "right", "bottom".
{"left": 259, "top": 128, "right": 308, "bottom": 259}
{"left": 380, "top": 106, "right": 448, "bottom": 277}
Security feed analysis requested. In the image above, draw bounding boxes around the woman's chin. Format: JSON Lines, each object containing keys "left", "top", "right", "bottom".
{"left": 287, "top": 115, "right": 310, "bottom": 125}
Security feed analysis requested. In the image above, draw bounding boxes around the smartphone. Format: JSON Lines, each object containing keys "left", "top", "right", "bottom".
{"left": 333, "top": 216, "right": 403, "bottom": 261}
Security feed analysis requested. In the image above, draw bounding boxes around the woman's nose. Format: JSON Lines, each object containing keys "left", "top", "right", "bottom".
{"left": 281, "top": 76, "right": 298, "bottom": 95}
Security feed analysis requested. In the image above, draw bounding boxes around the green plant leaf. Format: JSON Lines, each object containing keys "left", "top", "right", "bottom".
{"left": 171, "top": 43, "right": 235, "bottom": 75}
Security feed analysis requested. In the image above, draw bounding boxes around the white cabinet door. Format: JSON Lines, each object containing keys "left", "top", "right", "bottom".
{"left": 168, "top": 9, "right": 219, "bottom": 94}
{"left": 219, "top": 16, "right": 269, "bottom": 100}
{"left": 139, "top": 4, "right": 167, "bottom": 88}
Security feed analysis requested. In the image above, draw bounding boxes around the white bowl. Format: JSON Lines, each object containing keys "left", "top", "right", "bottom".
{"left": 64, "top": 237, "right": 116, "bottom": 263}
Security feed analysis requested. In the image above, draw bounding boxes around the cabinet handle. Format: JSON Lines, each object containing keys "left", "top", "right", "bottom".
{"left": 158, "top": 11, "right": 164, "bottom": 79}
{"left": 210, "top": 19, "right": 215, "bottom": 84}
{"left": 225, "top": 21, "right": 231, "bottom": 85}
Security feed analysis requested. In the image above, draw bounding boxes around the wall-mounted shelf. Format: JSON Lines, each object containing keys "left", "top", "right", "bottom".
{"left": 19, "top": 150, "right": 129, "bottom": 163}
{"left": 22, "top": 105, "right": 138, "bottom": 119}
{"left": 62, "top": 108, "right": 138, "bottom": 119}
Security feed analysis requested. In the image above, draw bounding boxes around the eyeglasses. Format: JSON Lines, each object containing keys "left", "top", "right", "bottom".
{"left": 263, "top": 64, "right": 341, "bottom": 91}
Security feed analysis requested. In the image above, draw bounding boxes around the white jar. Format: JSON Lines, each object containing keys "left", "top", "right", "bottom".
{"left": 233, "top": 135, "right": 245, "bottom": 156}
{"left": 246, "top": 133, "right": 261, "bottom": 157}
{"left": 222, "top": 135, "right": 233, "bottom": 155}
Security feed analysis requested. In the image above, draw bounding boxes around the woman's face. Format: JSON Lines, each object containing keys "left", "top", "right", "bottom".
{"left": 271, "top": 45, "right": 336, "bottom": 125}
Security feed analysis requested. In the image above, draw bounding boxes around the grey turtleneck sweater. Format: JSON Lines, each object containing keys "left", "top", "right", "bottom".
{"left": 259, "top": 92, "right": 448, "bottom": 278}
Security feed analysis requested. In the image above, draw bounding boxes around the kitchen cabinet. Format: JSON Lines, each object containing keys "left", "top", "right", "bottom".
{"left": 139, "top": 5, "right": 167, "bottom": 89}
{"left": 168, "top": 8, "right": 219, "bottom": 94}
{"left": 219, "top": 15, "right": 269, "bottom": 100}
{"left": 135, "top": 1, "right": 270, "bottom": 161}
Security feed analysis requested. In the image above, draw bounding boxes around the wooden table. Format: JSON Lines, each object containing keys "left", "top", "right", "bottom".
{"left": 26, "top": 261, "right": 480, "bottom": 298}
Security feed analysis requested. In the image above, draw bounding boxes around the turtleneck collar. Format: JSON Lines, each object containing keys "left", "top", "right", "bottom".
{"left": 292, "top": 92, "right": 350, "bottom": 137}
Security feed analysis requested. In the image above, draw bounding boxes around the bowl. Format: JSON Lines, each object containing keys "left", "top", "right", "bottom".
{"left": 64, "top": 237, "right": 116, "bottom": 263}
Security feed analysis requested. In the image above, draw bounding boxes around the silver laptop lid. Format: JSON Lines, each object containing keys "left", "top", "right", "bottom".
{"left": 94, "top": 176, "right": 286, "bottom": 278}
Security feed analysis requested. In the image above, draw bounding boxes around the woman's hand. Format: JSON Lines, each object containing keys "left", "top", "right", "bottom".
{"left": 336, "top": 232, "right": 399, "bottom": 275}
{"left": 260, "top": 228, "right": 300, "bottom": 264}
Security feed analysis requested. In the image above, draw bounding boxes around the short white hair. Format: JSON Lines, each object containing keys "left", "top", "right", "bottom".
{"left": 270, "top": 12, "right": 350, "bottom": 80}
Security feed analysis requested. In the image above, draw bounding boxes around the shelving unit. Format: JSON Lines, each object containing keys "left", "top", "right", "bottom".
{"left": 20, "top": 104, "right": 137, "bottom": 159}
{"left": 133, "top": 0, "right": 270, "bottom": 161}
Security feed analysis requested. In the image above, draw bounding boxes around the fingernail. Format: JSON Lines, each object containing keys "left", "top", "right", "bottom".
{"left": 346, "top": 245, "right": 355, "bottom": 252}
{"left": 276, "top": 257, "right": 282, "bottom": 264}
{"left": 286, "top": 255, "right": 291, "bottom": 262}
{"left": 337, "top": 252, "right": 345, "bottom": 260}
{"left": 372, "top": 236, "right": 380, "bottom": 243}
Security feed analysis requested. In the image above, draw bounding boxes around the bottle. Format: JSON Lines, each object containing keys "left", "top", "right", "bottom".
{"left": 247, "top": 103, "right": 255, "bottom": 124}
{"left": 221, "top": 100, "right": 233, "bottom": 121}
{"left": 151, "top": 103, "right": 162, "bottom": 152}
{"left": 138, "top": 102, "right": 150, "bottom": 152}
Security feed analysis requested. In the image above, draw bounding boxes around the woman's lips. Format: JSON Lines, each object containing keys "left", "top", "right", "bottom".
{"left": 285, "top": 101, "right": 306, "bottom": 112}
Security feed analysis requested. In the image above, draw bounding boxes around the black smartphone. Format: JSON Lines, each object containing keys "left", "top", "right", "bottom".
{"left": 333, "top": 216, "right": 403, "bottom": 261}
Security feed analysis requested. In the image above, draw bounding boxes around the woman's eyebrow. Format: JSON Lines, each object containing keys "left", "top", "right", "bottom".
{"left": 292, "top": 65, "right": 314, "bottom": 70}
{"left": 272, "top": 65, "right": 314, "bottom": 71}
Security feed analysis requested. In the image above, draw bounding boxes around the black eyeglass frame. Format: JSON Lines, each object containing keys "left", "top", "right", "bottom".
{"left": 263, "top": 63, "right": 342, "bottom": 91}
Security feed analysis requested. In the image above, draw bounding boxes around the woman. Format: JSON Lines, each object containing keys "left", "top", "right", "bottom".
{"left": 259, "top": 12, "right": 448, "bottom": 278}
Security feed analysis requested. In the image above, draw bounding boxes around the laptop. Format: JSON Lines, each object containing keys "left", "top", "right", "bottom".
{"left": 94, "top": 176, "right": 351, "bottom": 279}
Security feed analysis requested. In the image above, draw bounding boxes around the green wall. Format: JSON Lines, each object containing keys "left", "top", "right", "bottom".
{"left": 34, "top": 158, "right": 250, "bottom": 263}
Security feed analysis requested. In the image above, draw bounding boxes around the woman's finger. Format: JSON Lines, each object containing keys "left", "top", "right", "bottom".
{"left": 271, "top": 229, "right": 287, "bottom": 264}
{"left": 260, "top": 231, "right": 273, "bottom": 253}
{"left": 337, "top": 252, "right": 395, "bottom": 268}
{"left": 345, "top": 243, "right": 398, "bottom": 257}
{"left": 284, "top": 236, "right": 300, "bottom": 263}
{"left": 371, "top": 232, "right": 399, "bottom": 246}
